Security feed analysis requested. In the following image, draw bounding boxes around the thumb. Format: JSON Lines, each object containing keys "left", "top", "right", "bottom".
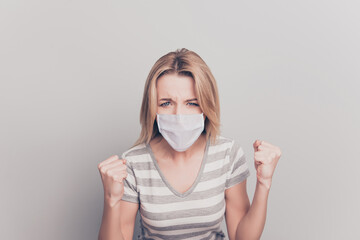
{"left": 253, "top": 139, "right": 261, "bottom": 151}
{"left": 122, "top": 159, "right": 127, "bottom": 164}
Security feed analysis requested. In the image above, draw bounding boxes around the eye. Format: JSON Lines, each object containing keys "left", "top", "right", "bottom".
{"left": 187, "top": 102, "right": 199, "bottom": 106}
{"left": 160, "top": 102, "right": 170, "bottom": 107}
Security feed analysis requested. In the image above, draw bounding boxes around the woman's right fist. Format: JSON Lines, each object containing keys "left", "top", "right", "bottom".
{"left": 98, "top": 155, "right": 128, "bottom": 206}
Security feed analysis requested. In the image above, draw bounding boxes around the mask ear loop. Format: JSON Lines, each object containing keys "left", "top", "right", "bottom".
{"left": 201, "top": 112, "right": 206, "bottom": 121}
{"left": 156, "top": 114, "right": 162, "bottom": 133}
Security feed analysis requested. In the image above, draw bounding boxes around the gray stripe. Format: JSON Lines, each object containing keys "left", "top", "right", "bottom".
{"left": 144, "top": 228, "right": 221, "bottom": 240}
{"left": 140, "top": 198, "right": 225, "bottom": 221}
{"left": 136, "top": 178, "right": 166, "bottom": 187}
{"left": 141, "top": 216, "right": 224, "bottom": 234}
{"left": 130, "top": 150, "right": 228, "bottom": 171}
{"left": 124, "top": 163, "right": 137, "bottom": 191}
{"left": 228, "top": 141, "right": 238, "bottom": 163}
{"left": 231, "top": 154, "right": 247, "bottom": 174}
{"left": 132, "top": 149, "right": 229, "bottom": 175}
{"left": 125, "top": 164, "right": 136, "bottom": 177}
{"left": 201, "top": 231, "right": 225, "bottom": 240}
{"left": 133, "top": 155, "right": 235, "bottom": 178}
{"left": 206, "top": 149, "right": 228, "bottom": 163}
{"left": 131, "top": 151, "right": 228, "bottom": 170}
{"left": 135, "top": 164, "right": 229, "bottom": 187}
{"left": 212, "top": 137, "right": 232, "bottom": 146}
{"left": 123, "top": 178, "right": 137, "bottom": 193}
{"left": 146, "top": 137, "right": 210, "bottom": 198}
{"left": 120, "top": 136, "right": 236, "bottom": 239}
{"left": 121, "top": 194, "right": 139, "bottom": 203}
{"left": 132, "top": 162, "right": 232, "bottom": 189}
{"left": 225, "top": 169, "right": 250, "bottom": 188}
{"left": 125, "top": 147, "right": 148, "bottom": 157}
{"left": 139, "top": 183, "right": 225, "bottom": 204}
{"left": 132, "top": 161, "right": 156, "bottom": 171}
{"left": 201, "top": 163, "right": 230, "bottom": 181}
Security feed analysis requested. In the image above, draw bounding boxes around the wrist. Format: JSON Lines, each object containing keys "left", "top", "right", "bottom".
{"left": 256, "top": 178, "right": 272, "bottom": 190}
{"left": 104, "top": 195, "right": 122, "bottom": 208}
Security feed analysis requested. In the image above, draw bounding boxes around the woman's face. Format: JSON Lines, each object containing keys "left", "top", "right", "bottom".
{"left": 156, "top": 73, "right": 203, "bottom": 116}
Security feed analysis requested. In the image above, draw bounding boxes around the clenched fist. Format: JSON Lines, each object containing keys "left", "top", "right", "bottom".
{"left": 253, "top": 140, "right": 282, "bottom": 189}
{"left": 98, "top": 155, "right": 128, "bottom": 207}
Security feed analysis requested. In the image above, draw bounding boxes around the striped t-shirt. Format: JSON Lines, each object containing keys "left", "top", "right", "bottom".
{"left": 121, "top": 135, "right": 250, "bottom": 240}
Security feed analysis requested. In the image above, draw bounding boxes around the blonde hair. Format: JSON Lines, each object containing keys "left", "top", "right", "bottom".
{"left": 132, "top": 48, "right": 221, "bottom": 147}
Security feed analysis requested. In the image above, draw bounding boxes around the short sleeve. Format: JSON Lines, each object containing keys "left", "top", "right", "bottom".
{"left": 120, "top": 152, "right": 140, "bottom": 203}
{"left": 225, "top": 141, "right": 251, "bottom": 189}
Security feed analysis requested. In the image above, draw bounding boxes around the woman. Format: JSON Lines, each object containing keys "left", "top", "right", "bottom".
{"left": 98, "top": 48, "right": 282, "bottom": 240}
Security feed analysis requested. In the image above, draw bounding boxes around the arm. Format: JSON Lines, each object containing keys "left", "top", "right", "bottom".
{"left": 225, "top": 179, "right": 270, "bottom": 240}
{"left": 226, "top": 139, "right": 281, "bottom": 240}
{"left": 98, "top": 198, "right": 139, "bottom": 240}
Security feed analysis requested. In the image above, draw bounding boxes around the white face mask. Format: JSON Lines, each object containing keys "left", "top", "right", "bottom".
{"left": 156, "top": 113, "right": 205, "bottom": 152}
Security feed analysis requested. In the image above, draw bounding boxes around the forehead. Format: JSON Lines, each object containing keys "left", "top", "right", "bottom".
{"left": 156, "top": 73, "right": 197, "bottom": 98}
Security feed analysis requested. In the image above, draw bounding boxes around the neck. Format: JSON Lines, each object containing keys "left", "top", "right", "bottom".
{"left": 151, "top": 133, "right": 207, "bottom": 162}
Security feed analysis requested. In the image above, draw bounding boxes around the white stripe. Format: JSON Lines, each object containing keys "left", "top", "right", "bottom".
{"left": 203, "top": 156, "right": 229, "bottom": 172}
{"left": 207, "top": 141, "right": 233, "bottom": 155}
{"left": 195, "top": 173, "right": 227, "bottom": 191}
{"left": 121, "top": 144, "right": 146, "bottom": 158}
{"left": 125, "top": 173, "right": 136, "bottom": 186}
{"left": 123, "top": 186, "right": 138, "bottom": 197}
{"left": 141, "top": 192, "right": 224, "bottom": 213}
{"left": 195, "top": 230, "right": 217, "bottom": 240}
{"left": 234, "top": 147, "right": 245, "bottom": 162}
{"left": 145, "top": 220, "right": 222, "bottom": 237}
{"left": 143, "top": 233, "right": 163, "bottom": 240}
{"left": 126, "top": 156, "right": 152, "bottom": 163}
{"left": 141, "top": 203, "right": 225, "bottom": 227}
{"left": 138, "top": 186, "right": 174, "bottom": 196}
{"left": 229, "top": 162, "right": 249, "bottom": 179}
{"left": 135, "top": 169, "right": 162, "bottom": 179}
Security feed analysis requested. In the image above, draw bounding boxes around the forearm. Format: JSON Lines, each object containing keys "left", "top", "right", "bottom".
{"left": 235, "top": 181, "right": 270, "bottom": 240}
{"left": 98, "top": 197, "right": 125, "bottom": 240}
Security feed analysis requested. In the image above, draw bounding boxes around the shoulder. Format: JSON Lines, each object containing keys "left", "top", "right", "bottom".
{"left": 121, "top": 143, "right": 148, "bottom": 161}
{"left": 209, "top": 135, "right": 238, "bottom": 154}
{"left": 209, "top": 135, "right": 246, "bottom": 164}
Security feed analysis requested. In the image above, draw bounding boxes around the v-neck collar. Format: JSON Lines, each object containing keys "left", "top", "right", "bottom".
{"left": 146, "top": 137, "right": 210, "bottom": 198}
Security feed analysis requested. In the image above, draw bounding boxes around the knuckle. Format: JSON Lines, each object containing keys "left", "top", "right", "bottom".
{"left": 276, "top": 147, "right": 281, "bottom": 155}
{"left": 105, "top": 169, "right": 113, "bottom": 176}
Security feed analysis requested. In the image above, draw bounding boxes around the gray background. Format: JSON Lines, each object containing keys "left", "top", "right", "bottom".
{"left": 1, "top": 0, "right": 359, "bottom": 239}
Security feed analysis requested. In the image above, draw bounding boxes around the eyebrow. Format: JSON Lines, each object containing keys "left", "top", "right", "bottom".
{"left": 159, "top": 98, "right": 198, "bottom": 101}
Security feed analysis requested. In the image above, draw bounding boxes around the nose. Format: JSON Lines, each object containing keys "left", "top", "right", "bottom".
{"left": 174, "top": 103, "right": 183, "bottom": 115}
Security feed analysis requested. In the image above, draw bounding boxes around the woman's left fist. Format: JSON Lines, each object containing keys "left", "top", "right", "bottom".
{"left": 253, "top": 139, "right": 282, "bottom": 189}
